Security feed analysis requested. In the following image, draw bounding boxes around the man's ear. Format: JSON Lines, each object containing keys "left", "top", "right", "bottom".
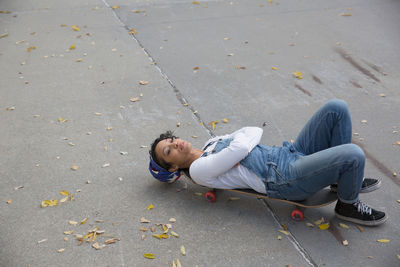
{"left": 168, "top": 165, "right": 179, "bottom": 172}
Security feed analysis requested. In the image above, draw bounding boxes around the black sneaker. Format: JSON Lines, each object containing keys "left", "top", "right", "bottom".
{"left": 335, "top": 199, "right": 387, "bottom": 226}
{"left": 330, "top": 178, "right": 381, "bottom": 193}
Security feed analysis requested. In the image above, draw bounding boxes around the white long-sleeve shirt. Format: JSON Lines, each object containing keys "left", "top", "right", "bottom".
{"left": 189, "top": 127, "right": 267, "bottom": 194}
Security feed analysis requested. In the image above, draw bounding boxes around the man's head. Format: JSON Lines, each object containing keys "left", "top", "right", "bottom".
{"left": 149, "top": 131, "right": 193, "bottom": 183}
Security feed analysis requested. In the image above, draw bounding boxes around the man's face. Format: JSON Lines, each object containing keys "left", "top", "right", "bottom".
{"left": 155, "top": 137, "right": 192, "bottom": 172}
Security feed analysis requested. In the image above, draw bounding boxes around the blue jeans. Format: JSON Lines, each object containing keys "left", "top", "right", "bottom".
{"left": 267, "top": 99, "right": 364, "bottom": 203}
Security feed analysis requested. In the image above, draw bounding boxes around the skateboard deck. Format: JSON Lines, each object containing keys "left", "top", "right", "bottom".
{"left": 182, "top": 170, "right": 338, "bottom": 220}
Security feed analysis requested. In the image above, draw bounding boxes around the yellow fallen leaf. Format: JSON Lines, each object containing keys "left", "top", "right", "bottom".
{"left": 228, "top": 197, "right": 240, "bottom": 201}
{"left": 176, "top": 259, "right": 182, "bottom": 267}
{"left": 0, "top": 11, "right": 11, "bottom": 14}
{"left": 319, "top": 223, "right": 330, "bottom": 230}
{"left": 144, "top": 253, "right": 155, "bottom": 259}
{"left": 0, "top": 33, "right": 8, "bottom": 39}
{"left": 171, "top": 231, "right": 179, "bottom": 238}
{"left": 339, "top": 223, "right": 349, "bottom": 229}
{"left": 193, "top": 1, "right": 200, "bottom": 5}
{"left": 26, "top": 46, "right": 36, "bottom": 52}
{"left": 60, "top": 196, "right": 68, "bottom": 203}
{"left": 379, "top": 93, "right": 386, "bottom": 97}
{"left": 60, "top": 190, "right": 69, "bottom": 196}
{"left": 105, "top": 238, "right": 117, "bottom": 245}
{"left": 69, "top": 45, "right": 76, "bottom": 50}
{"left": 377, "top": 239, "right": 390, "bottom": 243}
{"left": 76, "top": 58, "right": 82, "bottom": 62}
{"left": 69, "top": 220, "right": 78, "bottom": 226}
{"left": 152, "top": 234, "right": 168, "bottom": 239}
{"left": 277, "top": 235, "right": 282, "bottom": 240}
{"left": 306, "top": 223, "right": 314, "bottom": 227}
{"left": 271, "top": 67, "right": 278, "bottom": 70}
{"left": 222, "top": 118, "right": 228, "bottom": 123}
{"left": 278, "top": 230, "right": 290, "bottom": 236}
{"left": 339, "top": 13, "right": 352, "bottom": 16}
{"left": 314, "top": 218, "right": 324, "bottom": 225}
{"left": 397, "top": 254, "right": 400, "bottom": 260}
{"left": 180, "top": 245, "right": 186, "bottom": 256}
{"left": 112, "top": 5, "right": 120, "bottom": 9}
{"left": 129, "top": 28, "right": 137, "bottom": 35}
{"left": 293, "top": 71, "right": 303, "bottom": 79}
{"left": 194, "top": 192, "right": 202, "bottom": 196}
{"left": 57, "top": 248, "right": 65, "bottom": 253}
{"left": 64, "top": 230, "right": 74, "bottom": 235}
{"left": 41, "top": 199, "right": 58, "bottom": 208}
{"left": 71, "top": 25, "right": 80, "bottom": 31}
{"left": 106, "top": 126, "right": 113, "bottom": 131}
{"left": 173, "top": 260, "right": 177, "bottom": 267}
{"left": 80, "top": 217, "right": 88, "bottom": 224}
{"left": 147, "top": 204, "right": 154, "bottom": 210}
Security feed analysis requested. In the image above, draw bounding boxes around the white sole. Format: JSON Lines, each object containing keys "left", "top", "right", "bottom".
{"left": 335, "top": 212, "right": 388, "bottom": 226}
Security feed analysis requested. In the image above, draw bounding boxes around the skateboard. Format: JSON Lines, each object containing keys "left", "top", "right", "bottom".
{"left": 182, "top": 170, "right": 338, "bottom": 221}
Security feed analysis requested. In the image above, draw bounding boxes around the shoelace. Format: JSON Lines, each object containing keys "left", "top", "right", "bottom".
{"left": 353, "top": 200, "right": 372, "bottom": 215}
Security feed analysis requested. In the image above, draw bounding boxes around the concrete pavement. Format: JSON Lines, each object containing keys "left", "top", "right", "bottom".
{"left": 1, "top": 0, "right": 399, "bottom": 266}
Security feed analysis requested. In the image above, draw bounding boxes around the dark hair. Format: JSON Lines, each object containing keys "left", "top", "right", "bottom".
{"left": 149, "top": 131, "right": 178, "bottom": 171}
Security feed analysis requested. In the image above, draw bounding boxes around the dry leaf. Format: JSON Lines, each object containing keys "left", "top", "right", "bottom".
{"left": 319, "top": 223, "right": 330, "bottom": 230}
{"left": 69, "top": 220, "right": 78, "bottom": 226}
{"left": 0, "top": 33, "right": 8, "bottom": 39}
{"left": 272, "top": 67, "right": 278, "bottom": 70}
{"left": 144, "top": 253, "right": 155, "bottom": 259}
{"left": 27, "top": 46, "right": 36, "bottom": 52}
{"left": 171, "top": 231, "right": 179, "bottom": 238}
{"left": 76, "top": 58, "right": 82, "bottom": 62}
{"left": 106, "top": 127, "right": 113, "bottom": 131}
{"left": 69, "top": 45, "right": 76, "bottom": 50}
{"left": 6, "top": 199, "right": 11, "bottom": 204}
{"left": 130, "top": 97, "right": 140, "bottom": 102}
{"left": 361, "top": 120, "right": 367, "bottom": 124}
{"left": 147, "top": 204, "right": 154, "bottom": 210}
{"left": 169, "top": 218, "right": 176, "bottom": 223}
{"left": 180, "top": 245, "right": 186, "bottom": 256}
{"left": 152, "top": 234, "right": 168, "bottom": 239}
{"left": 37, "top": 239, "right": 47, "bottom": 244}
{"left": 228, "top": 197, "right": 240, "bottom": 201}
{"left": 140, "top": 217, "right": 150, "bottom": 223}
{"left": 194, "top": 192, "right": 202, "bottom": 196}
{"left": 339, "top": 223, "right": 349, "bottom": 229}
{"left": 278, "top": 230, "right": 290, "bottom": 236}
{"left": 314, "top": 218, "right": 325, "bottom": 225}
{"left": 64, "top": 237, "right": 69, "bottom": 241}
{"left": 57, "top": 248, "right": 65, "bottom": 253}
{"left": 222, "top": 118, "right": 228, "bottom": 123}
{"left": 129, "top": 28, "right": 137, "bottom": 35}
{"left": 193, "top": 1, "right": 200, "bottom": 5}
{"left": 104, "top": 238, "right": 116, "bottom": 245}
{"left": 293, "top": 71, "right": 303, "bottom": 79}
{"left": 80, "top": 218, "right": 88, "bottom": 224}
{"left": 112, "top": 5, "right": 120, "bottom": 9}
{"left": 339, "top": 13, "right": 352, "bottom": 16}
{"left": 41, "top": 199, "right": 58, "bottom": 208}
{"left": 92, "top": 242, "right": 105, "bottom": 250}
{"left": 173, "top": 260, "right": 177, "bottom": 267}
{"left": 277, "top": 235, "right": 282, "bottom": 240}
{"left": 60, "top": 196, "right": 68, "bottom": 203}
{"left": 140, "top": 227, "right": 148, "bottom": 232}
{"left": 64, "top": 230, "right": 74, "bottom": 235}
{"left": 342, "top": 240, "right": 349, "bottom": 246}
{"left": 71, "top": 165, "right": 79, "bottom": 171}
{"left": 150, "top": 226, "right": 155, "bottom": 232}
{"left": 71, "top": 25, "right": 80, "bottom": 31}
{"left": 176, "top": 259, "right": 182, "bottom": 267}
{"left": 60, "top": 190, "right": 69, "bottom": 196}
{"left": 377, "top": 239, "right": 390, "bottom": 243}
{"left": 306, "top": 223, "right": 314, "bottom": 227}
{"left": 139, "top": 80, "right": 149, "bottom": 85}
{"left": 356, "top": 225, "right": 364, "bottom": 232}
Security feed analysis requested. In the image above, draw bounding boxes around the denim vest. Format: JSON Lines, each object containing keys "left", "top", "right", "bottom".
{"left": 201, "top": 138, "right": 299, "bottom": 186}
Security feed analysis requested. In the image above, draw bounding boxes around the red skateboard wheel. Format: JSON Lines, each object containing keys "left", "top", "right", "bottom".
{"left": 291, "top": 209, "right": 304, "bottom": 221}
{"left": 205, "top": 191, "right": 216, "bottom": 203}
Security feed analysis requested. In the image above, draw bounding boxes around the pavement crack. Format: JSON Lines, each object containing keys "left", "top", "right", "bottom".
{"left": 102, "top": 0, "right": 215, "bottom": 138}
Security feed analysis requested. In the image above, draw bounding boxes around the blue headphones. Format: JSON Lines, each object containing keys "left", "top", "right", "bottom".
{"left": 149, "top": 156, "right": 181, "bottom": 183}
